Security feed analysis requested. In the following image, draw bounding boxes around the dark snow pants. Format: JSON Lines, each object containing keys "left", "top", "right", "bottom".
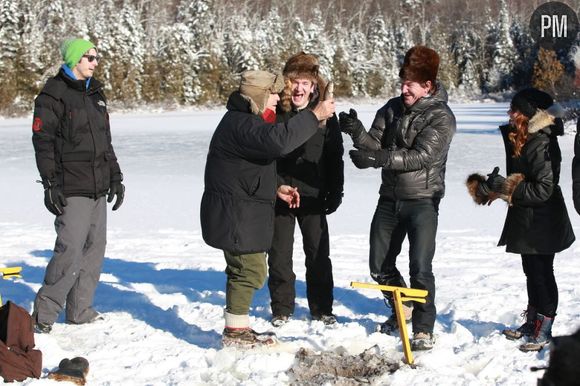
{"left": 369, "top": 196, "right": 439, "bottom": 334}
{"left": 34, "top": 197, "right": 106, "bottom": 325}
{"left": 267, "top": 205, "right": 333, "bottom": 318}
{"left": 521, "top": 254, "right": 558, "bottom": 317}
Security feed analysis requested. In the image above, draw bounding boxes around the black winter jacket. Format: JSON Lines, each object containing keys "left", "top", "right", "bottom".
{"left": 200, "top": 91, "right": 320, "bottom": 254}
{"left": 572, "top": 119, "right": 580, "bottom": 215}
{"left": 351, "top": 83, "right": 455, "bottom": 200}
{"left": 32, "top": 69, "right": 121, "bottom": 198}
{"left": 276, "top": 102, "right": 344, "bottom": 207}
{"left": 498, "top": 112, "right": 575, "bottom": 254}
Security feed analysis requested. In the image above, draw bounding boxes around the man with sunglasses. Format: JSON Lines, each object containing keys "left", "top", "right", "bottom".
{"left": 31, "top": 38, "right": 124, "bottom": 333}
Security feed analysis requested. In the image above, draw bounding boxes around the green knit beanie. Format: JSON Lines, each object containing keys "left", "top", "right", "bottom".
{"left": 60, "top": 38, "right": 96, "bottom": 69}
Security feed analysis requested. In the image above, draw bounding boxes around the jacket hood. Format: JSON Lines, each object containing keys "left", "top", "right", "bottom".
{"left": 528, "top": 105, "right": 565, "bottom": 136}
{"left": 226, "top": 91, "right": 256, "bottom": 114}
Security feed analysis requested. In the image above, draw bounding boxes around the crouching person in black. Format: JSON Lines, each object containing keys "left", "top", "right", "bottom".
{"left": 268, "top": 52, "right": 344, "bottom": 327}
{"left": 200, "top": 70, "right": 335, "bottom": 348}
{"left": 31, "top": 38, "right": 124, "bottom": 333}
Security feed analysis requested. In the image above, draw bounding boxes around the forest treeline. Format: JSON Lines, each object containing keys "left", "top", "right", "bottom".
{"left": 0, "top": 0, "right": 578, "bottom": 115}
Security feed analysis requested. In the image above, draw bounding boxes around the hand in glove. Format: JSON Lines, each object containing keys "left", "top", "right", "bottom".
{"left": 324, "top": 192, "right": 343, "bottom": 215}
{"left": 349, "top": 149, "right": 390, "bottom": 169}
{"left": 43, "top": 181, "right": 67, "bottom": 216}
{"left": 485, "top": 166, "right": 506, "bottom": 194}
{"left": 339, "top": 108, "right": 365, "bottom": 137}
{"left": 107, "top": 180, "right": 125, "bottom": 211}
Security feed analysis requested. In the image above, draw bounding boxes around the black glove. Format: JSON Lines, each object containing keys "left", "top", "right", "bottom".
{"left": 107, "top": 180, "right": 125, "bottom": 211}
{"left": 485, "top": 166, "right": 506, "bottom": 193}
{"left": 339, "top": 108, "right": 365, "bottom": 137}
{"left": 43, "top": 181, "right": 67, "bottom": 216}
{"left": 324, "top": 192, "right": 343, "bottom": 215}
{"left": 349, "top": 149, "right": 390, "bottom": 169}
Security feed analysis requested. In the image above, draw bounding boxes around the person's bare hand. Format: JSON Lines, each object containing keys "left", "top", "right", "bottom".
{"left": 312, "top": 98, "right": 335, "bottom": 121}
{"left": 277, "top": 185, "right": 300, "bottom": 208}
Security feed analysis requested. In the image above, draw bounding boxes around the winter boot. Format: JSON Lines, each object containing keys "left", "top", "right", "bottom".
{"left": 519, "top": 313, "right": 554, "bottom": 352}
{"left": 411, "top": 332, "right": 436, "bottom": 351}
{"left": 222, "top": 327, "right": 277, "bottom": 348}
{"left": 271, "top": 314, "right": 290, "bottom": 327}
{"left": 377, "top": 300, "right": 413, "bottom": 335}
{"left": 48, "top": 357, "right": 89, "bottom": 385}
{"left": 311, "top": 313, "right": 337, "bottom": 325}
{"left": 502, "top": 306, "right": 537, "bottom": 340}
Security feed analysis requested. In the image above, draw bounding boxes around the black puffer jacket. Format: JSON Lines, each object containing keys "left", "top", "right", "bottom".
{"left": 498, "top": 112, "right": 575, "bottom": 254}
{"left": 572, "top": 118, "right": 580, "bottom": 215}
{"left": 200, "top": 91, "right": 319, "bottom": 254}
{"left": 32, "top": 69, "right": 121, "bottom": 198}
{"left": 351, "top": 83, "right": 456, "bottom": 200}
{"left": 276, "top": 103, "right": 343, "bottom": 206}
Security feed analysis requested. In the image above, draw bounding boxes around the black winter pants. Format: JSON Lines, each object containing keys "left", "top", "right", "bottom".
{"left": 267, "top": 205, "right": 333, "bottom": 317}
{"left": 369, "top": 197, "right": 439, "bottom": 334}
{"left": 521, "top": 254, "right": 558, "bottom": 317}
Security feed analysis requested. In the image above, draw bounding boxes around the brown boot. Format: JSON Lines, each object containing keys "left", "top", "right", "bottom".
{"left": 222, "top": 327, "right": 277, "bottom": 348}
{"left": 502, "top": 306, "right": 536, "bottom": 340}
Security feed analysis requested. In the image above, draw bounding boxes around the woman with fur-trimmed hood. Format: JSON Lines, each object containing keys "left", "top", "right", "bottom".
{"left": 466, "top": 88, "right": 575, "bottom": 352}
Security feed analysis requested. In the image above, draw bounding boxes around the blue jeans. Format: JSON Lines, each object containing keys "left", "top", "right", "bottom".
{"left": 369, "top": 196, "right": 439, "bottom": 334}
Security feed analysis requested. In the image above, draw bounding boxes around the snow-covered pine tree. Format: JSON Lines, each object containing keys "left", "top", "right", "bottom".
{"left": 107, "top": 1, "right": 146, "bottom": 103}
{"left": 485, "top": 0, "right": 517, "bottom": 92}
{"left": 451, "top": 27, "right": 482, "bottom": 93}
{"left": 366, "top": 14, "right": 396, "bottom": 97}
{"left": 0, "top": 0, "right": 21, "bottom": 109}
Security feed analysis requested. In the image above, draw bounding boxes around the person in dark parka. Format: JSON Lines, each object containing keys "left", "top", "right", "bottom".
{"left": 571, "top": 46, "right": 580, "bottom": 215}
{"left": 267, "top": 52, "right": 344, "bottom": 327}
{"left": 467, "top": 88, "right": 575, "bottom": 352}
{"left": 31, "top": 38, "right": 124, "bottom": 334}
{"left": 200, "top": 70, "right": 335, "bottom": 348}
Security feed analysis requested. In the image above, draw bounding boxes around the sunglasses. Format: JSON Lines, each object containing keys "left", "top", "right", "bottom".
{"left": 82, "top": 55, "right": 101, "bottom": 63}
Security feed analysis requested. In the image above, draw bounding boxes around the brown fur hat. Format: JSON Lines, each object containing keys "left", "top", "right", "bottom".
{"left": 399, "top": 46, "right": 440, "bottom": 84}
{"left": 280, "top": 52, "right": 327, "bottom": 112}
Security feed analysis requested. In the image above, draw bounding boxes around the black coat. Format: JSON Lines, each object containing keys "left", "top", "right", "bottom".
{"left": 200, "top": 91, "right": 319, "bottom": 254}
{"left": 498, "top": 113, "right": 575, "bottom": 254}
{"left": 276, "top": 103, "right": 344, "bottom": 207}
{"left": 32, "top": 69, "right": 121, "bottom": 198}
{"left": 572, "top": 118, "right": 580, "bottom": 215}
{"left": 351, "top": 83, "right": 456, "bottom": 200}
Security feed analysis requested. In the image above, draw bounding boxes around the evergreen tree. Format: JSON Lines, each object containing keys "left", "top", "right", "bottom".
{"left": 485, "top": 0, "right": 517, "bottom": 92}
{"left": 533, "top": 48, "right": 564, "bottom": 96}
{"left": 0, "top": 0, "right": 21, "bottom": 109}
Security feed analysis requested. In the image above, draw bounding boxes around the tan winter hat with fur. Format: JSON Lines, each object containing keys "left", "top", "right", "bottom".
{"left": 239, "top": 70, "right": 284, "bottom": 115}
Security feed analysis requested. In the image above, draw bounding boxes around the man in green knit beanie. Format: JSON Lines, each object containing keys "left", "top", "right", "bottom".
{"left": 31, "top": 37, "right": 124, "bottom": 333}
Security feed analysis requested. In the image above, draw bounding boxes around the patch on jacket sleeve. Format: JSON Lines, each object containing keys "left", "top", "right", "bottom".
{"left": 32, "top": 117, "right": 42, "bottom": 132}
{"left": 97, "top": 100, "right": 106, "bottom": 108}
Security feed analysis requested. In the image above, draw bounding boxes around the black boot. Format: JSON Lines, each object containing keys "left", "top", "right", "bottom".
{"left": 502, "top": 306, "right": 536, "bottom": 340}
{"left": 519, "top": 313, "right": 554, "bottom": 352}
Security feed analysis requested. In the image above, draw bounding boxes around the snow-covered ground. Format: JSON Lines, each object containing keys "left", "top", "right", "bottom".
{"left": 1, "top": 101, "right": 579, "bottom": 385}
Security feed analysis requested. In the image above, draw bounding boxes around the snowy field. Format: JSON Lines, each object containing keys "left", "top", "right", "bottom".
{"left": 1, "top": 101, "right": 580, "bottom": 385}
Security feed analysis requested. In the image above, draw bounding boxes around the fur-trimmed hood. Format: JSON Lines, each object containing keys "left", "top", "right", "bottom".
{"left": 528, "top": 104, "right": 564, "bottom": 134}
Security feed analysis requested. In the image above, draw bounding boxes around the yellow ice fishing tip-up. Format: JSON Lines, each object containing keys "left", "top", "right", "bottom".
{"left": 350, "top": 281, "right": 428, "bottom": 366}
